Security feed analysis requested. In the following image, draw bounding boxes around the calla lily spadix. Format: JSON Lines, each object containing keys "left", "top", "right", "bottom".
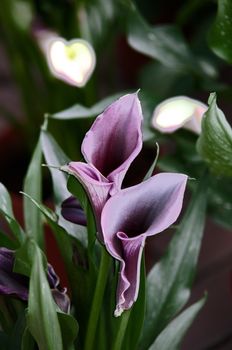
{"left": 61, "top": 93, "right": 143, "bottom": 238}
{"left": 101, "top": 173, "right": 188, "bottom": 316}
{"left": 152, "top": 96, "right": 207, "bottom": 134}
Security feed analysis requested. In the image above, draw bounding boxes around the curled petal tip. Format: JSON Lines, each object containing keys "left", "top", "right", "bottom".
{"left": 114, "top": 307, "right": 123, "bottom": 317}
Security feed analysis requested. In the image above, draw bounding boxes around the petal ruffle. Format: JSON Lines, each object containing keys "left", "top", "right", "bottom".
{"left": 112, "top": 232, "right": 146, "bottom": 317}
{"left": 101, "top": 173, "right": 187, "bottom": 314}
{"left": 81, "top": 93, "right": 143, "bottom": 193}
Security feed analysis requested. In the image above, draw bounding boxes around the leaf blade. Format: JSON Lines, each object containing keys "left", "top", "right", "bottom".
{"left": 208, "top": 0, "right": 232, "bottom": 64}
{"left": 140, "top": 175, "right": 207, "bottom": 349}
{"left": 27, "top": 242, "right": 63, "bottom": 350}
{"left": 0, "top": 183, "right": 24, "bottom": 244}
{"left": 49, "top": 93, "right": 125, "bottom": 120}
{"left": 23, "top": 140, "right": 43, "bottom": 247}
{"left": 197, "top": 93, "right": 232, "bottom": 177}
{"left": 149, "top": 296, "right": 206, "bottom": 350}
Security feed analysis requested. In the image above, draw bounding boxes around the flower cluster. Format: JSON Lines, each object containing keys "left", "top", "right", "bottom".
{"left": 62, "top": 93, "right": 188, "bottom": 316}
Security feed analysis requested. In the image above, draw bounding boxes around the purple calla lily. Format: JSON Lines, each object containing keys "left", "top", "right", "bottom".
{"left": 62, "top": 93, "right": 143, "bottom": 237}
{"left": 0, "top": 248, "right": 70, "bottom": 313}
{"left": 101, "top": 173, "right": 188, "bottom": 316}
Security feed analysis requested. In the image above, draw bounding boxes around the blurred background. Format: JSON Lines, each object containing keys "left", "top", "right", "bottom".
{"left": 0, "top": 0, "right": 232, "bottom": 348}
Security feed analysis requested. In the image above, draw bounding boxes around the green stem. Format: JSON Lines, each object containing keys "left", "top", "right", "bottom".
{"left": 112, "top": 310, "right": 131, "bottom": 350}
{"left": 84, "top": 247, "right": 111, "bottom": 350}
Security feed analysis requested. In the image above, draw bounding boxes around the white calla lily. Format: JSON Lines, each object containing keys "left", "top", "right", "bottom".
{"left": 151, "top": 96, "right": 207, "bottom": 134}
{"left": 47, "top": 38, "right": 96, "bottom": 87}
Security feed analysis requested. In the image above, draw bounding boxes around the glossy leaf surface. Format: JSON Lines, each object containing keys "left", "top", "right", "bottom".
{"left": 197, "top": 93, "right": 232, "bottom": 177}
{"left": 140, "top": 176, "right": 207, "bottom": 349}
{"left": 148, "top": 296, "right": 206, "bottom": 350}
{"left": 208, "top": 0, "right": 232, "bottom": 64}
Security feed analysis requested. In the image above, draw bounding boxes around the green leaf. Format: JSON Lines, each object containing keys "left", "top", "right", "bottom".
{"left": 80, "top": 0, "right": 118, "bottom": 48}
{"left": 58, "top": 312, "right": 79, "bottom": 350}
{"left": 40, "top": 130, "right": 87, "bottom": 244}
{"left": 138, "top": 90, "right": 158, "bottom": 142}
{"left": 14, "top": 238, "right": 45, "bottom": 277}
{"left": 126, "top": 2, "right": 196, "bottom": 73}
{"left": 20, "top": 192, "right": 80, "bottom": 265}
{"left": 41, "top": 129, "right": 70, "bottom": 207}
{"left": 197, "top": 93, "right": 232, "bottom": 177}
{"left": 0, "top": 230, "right": 18, "bottom": 249}
{"left": 143, "top": 143, "right": 159, "bottom": 181}
{"left": 67, "top": 176, "right": 95, "bottom": 254}
{"left": 149, "top": 296, "right": 206, "bottom": 350}
{"left": 49, "top": 93, "right": 125, "bottom": 120}
{"left": 27, "top": 242, "right": 63, "bottom": 350}
{"left": 7, "top": 310, "right": 27, "bottom": 350}
{"left": 23, "top": 140, "right": 43, "bottom": 248}
{"left": 139, "top": 175, "right": 207, "bottom": 349}
{"left": 208, "top": 0, "right": 232, "bottom": 64}
{"left": 0, "top": 183, "right": 24, "bottom": 244}
{"left": 21, "top": 327, "right": 36, "bottom": 350}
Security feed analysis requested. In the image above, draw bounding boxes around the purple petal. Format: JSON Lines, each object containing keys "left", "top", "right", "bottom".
{"left": 0, "top": 248, "right": 70, "bottom": 312}
{"left": 0, "top": 248, "right": 28, "bottom": 300}
{"left": 101, "top": 173, "right": 187, "bottom": 315}
{"left": 113, "top": 233, "right": 146, "bottom": 317}
{"left": 81, "top": 93, "right": 143, "bottom": 194}
{"left": 61, "top": 196, "right": 87, "bottom": 226}
{"left": 67, "top": 162, "right": 112, "bottom": 239}
{"left": 47, "top": 263, "right": 60, "bottom": 289}
{"left": 52, "top": 288, "right": 70, "bottom": 313}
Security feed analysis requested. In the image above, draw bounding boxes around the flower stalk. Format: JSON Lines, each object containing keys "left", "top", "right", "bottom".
{"left": 84, "top": 247, "right": 111, "bottom": 350}
{"left": 112, "top": 310, "right": 131, "bottom": 350}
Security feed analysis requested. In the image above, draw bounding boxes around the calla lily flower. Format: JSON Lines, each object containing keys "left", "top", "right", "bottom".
{"left": 48, "top": 38, "right": 96, "bottom": 87}
{"left": 151, "top": 96, "right": 207, "bottom": 134}
{"left": 101, "top": 173, "right": 188, "bottom": 316}
{"left": 0, "top": 248, "right": 70, "bottom": 313}
{"left": 62, "top": 93, "right": 143, "bottom": 238}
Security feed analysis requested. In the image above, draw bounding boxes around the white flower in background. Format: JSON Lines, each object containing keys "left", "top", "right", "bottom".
{"left": 151, "top": 96, "right": 207, "bottom": 134}
{"left": 48, "top": 38, "right": 96, "bottom": 87}
{"left": 36, "top": 30, "right": 96, "bottom": 87}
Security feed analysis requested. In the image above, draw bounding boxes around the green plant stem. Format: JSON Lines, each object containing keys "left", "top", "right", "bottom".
{"left": 112, "top": 310, "right": 131, "bottom": 350}
{"left": 84, "top": 247, "right": 111, "bottom": 350}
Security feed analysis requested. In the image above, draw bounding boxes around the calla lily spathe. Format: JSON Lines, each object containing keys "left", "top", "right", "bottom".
{"left": 101, "top": 173, "right": 188, "bottom": 316}
{"left": 62, "top": 93, "right": 143, "bottom": 237}
{"left": 151, "top": 96, "right": 207, "bottom": 134}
